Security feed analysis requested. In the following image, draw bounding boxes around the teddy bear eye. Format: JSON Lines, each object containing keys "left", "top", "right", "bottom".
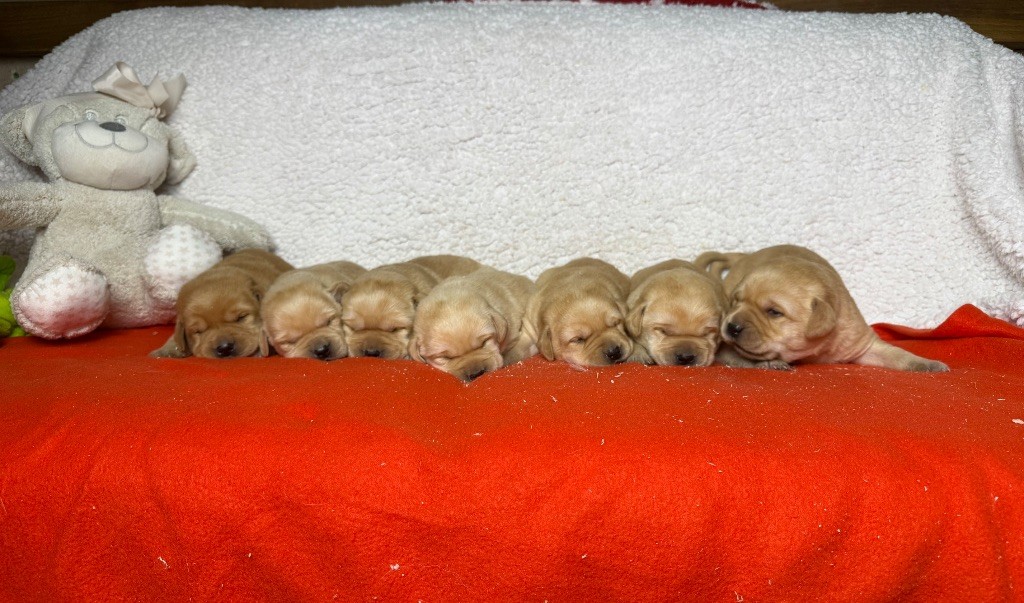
{"left": 84, "top": 110, "right": 98, "bottom": 121}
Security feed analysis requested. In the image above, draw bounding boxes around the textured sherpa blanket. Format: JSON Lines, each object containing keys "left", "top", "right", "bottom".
{"left": 2, "top": 3, "right": 1024, "bottom": 327}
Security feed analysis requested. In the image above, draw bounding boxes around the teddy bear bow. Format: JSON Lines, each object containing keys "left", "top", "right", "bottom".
{"left": 91, "top": 61, "right": 186, "bottom": 120}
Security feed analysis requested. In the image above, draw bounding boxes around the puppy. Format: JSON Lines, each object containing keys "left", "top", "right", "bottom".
{"left": 260, "top": 261, "right": 367, "bottom": 360}
{"left": 152, "top": 249, "right": 293, "bottom": 358}
{"left": 409, "top": 267, "right": 536, "bottom": 382}
{"left": 695, "top": 245, "right": 948, "bottom": 372}
{"left": 626, "top": 259, "right": 727, "bottom": 367}
{"left": 524, "top": 258, "right": 633, "bottom": 369}
{"left": 341, "top": 254, "right": 481, "bottom": 359}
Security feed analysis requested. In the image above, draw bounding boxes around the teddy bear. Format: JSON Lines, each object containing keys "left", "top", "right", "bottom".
{"left": 0, "top": 62, "right": 273, "bottom": 339}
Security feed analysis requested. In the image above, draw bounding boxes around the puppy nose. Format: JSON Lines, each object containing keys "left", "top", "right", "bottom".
{"left": 726, "top": 322, "right": 744, "bottom": 338}
{"left": 312, "top": 342, "right": 332, "bottom": 360}
{"left": 214, "top": 341, "right": 236, "bottom": 358}
{"left": 605, "top": 345, "right": 623, "bottom": 363}
{"left": 465, "top": 368, "right": 487, "bottom": 382}
{"left": 362, "top": 348, "right": 382, "bottom": 358}
{"left": 99, "top": 121, "right": 127, "bottom": 132}
{"left": 675, "top": 353, "right": 697, "bottom": 366}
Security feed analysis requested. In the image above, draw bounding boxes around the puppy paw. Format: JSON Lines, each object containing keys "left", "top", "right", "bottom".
{"left": 14, "top": 263, "right": 109, "bottom": 338}
{"left": 907, "top": 359, "right": 949, "bottom": 373}
{"left": 757, "top": 359, "right": 793, "bottom": 371}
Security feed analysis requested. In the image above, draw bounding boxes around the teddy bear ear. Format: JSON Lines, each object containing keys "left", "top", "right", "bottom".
{"left": 164, "top": 126, "right": 197, "bottom": 185}
{"left": 0, "top": 104, "right": 40, "bottom": 166}
{"left": 144, "top": 118, "right": 196, "bottom": 185}
{"left": 164, "top": 130, "right": 196, "bottom": 187}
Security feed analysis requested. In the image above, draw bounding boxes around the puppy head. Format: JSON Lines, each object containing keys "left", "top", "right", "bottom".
{"left": 410, "top": 296, "right": 507, "bottom": 382}
{"left": 262, "top": 277, "right": 347, "bottom": 360}
{"left": 341, "top": 275, "right": 420, "bottom": 359}
{"left": 533, "top": 295, "right": 633, "bottom": 368}
{"left": 627, "top": 270, "right": 725, "bottom": 367}
{"left": 721, "top": 263, "right": 838, "bottom": 363}
{"left": 171, "top": 277, "right": 264, "bottom": 359}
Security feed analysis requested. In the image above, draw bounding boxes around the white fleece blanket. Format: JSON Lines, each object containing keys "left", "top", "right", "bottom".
{"left": 2, "top": 3, "right": 1024, "bottom": 327}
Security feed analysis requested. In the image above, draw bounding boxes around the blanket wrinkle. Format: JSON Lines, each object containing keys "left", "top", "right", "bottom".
{"left": 2, "top": 4, "right": 1024, "bottom": 327}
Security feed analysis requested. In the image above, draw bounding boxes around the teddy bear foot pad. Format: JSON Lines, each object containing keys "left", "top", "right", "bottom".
{"left": 15, "top": 264, "right": 110, "bottom": 339}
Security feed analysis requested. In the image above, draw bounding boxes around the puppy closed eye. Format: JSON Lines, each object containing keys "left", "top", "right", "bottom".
{"left": 765, "top": 307, "right": 785, "bottom": 318}
{"left": 569, "top": 335, "right": 588, "bottom": 345}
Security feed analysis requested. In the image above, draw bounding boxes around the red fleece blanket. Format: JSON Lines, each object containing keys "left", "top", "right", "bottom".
{"left": 2, "top": 305, "right": 1022, "bottom": 601}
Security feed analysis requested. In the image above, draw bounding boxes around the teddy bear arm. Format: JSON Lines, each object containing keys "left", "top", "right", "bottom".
{"left": 157, "top": 195, "right": 273, "bottom": 252}
{"left": 0, "top": 182, "right": 61, "bottom": 230}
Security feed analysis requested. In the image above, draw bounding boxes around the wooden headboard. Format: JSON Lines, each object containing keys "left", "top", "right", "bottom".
{"left": 1, "top": 0, "right": 1022, "bottom": 59}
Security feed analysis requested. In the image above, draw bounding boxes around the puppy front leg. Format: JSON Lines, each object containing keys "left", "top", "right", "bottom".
{"left": 627, "top": 344, "right": 655, "bottom": 365}
{"left": 502, "top": 334, "right": 538, "bottom": 366}
{"left": 856, "top": 338, "right": 949, "bottom": 372}
{"left": 714, "top": 345, "right": 792, "bottom": 370}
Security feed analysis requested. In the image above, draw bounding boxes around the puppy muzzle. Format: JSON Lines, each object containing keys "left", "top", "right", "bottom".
{"left": 306, "top": 340, "right": 335, "bottom": 360}
{"left": 459, "top": 366, "right": 489, "bottom": 382}
{"left": 721, "top": 316, "right": 773, "bottom": 360}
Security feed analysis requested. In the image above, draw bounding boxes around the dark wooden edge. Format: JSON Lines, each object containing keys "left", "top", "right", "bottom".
{"left": 1, "top": 0, "right": 1022, "bottom": 58}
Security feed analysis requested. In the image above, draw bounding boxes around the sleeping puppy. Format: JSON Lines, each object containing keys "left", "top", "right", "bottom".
{"left": 695, "top": 245, "right": 949, "bottom": 372}
{"left": 260, "top": 261, "right": 367, "bottom": 360}
{"left": 409, "top": 267, "right": 536, "bottom": 382}
{"left": 152, "top": 249, "right": 294, "bottom": 359}
{"left": 524, "top": 257, "right": 633, "bottom": 369}
{"left": 341, "top": 254, "right": 481, "bottom": 359}
{"left": 626, "top": 259, "right": 727, "bottom": 367}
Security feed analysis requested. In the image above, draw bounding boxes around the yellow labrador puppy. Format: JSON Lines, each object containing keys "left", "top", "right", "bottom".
{"left": 152, "top": 249, "right": 294, "bottom": 359}
{"left": 696, "top": 245, "right": 948, "bottom": 372}
{"left": 341, "top": 254, "right": 481, "bottom": 359}
{"left": 409, "top": 267, "right": 536, "bottom": 382}
{"left": 524, "top": 258, "right": 633, "bottom": 369}
{"left": 260, "top": 261, "right": 367, "bottom": 360}
{"left": 626, "top": 259, "right": 727, "bottom": 367}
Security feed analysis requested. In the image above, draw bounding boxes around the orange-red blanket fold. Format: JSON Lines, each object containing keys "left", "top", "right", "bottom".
{"left": 2, "top": 304, "right": 1022, "bottom": 601}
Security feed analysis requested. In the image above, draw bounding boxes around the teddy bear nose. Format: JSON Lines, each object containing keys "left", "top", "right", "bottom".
{"left": 99, "top": 121, "right": 127, "bottom": 132}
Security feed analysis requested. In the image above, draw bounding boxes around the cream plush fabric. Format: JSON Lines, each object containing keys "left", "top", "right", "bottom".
{"left": 2, "top": 4, "right": 1024, "bottom": 327}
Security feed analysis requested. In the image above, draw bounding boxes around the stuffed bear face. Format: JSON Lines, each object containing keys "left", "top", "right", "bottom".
{"left": 2, "top": 92, "right": 195, "bottom": 191}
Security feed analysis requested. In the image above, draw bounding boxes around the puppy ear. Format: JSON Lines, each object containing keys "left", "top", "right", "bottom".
{"left": 150, "top": 320, "right": 191, "bottom": 358}
{"left": 407, "top": 334, "right": 425, "bottom": 363}
{"left": 489, "top": 309, "right": 509, "bottom": 347}
{"left": 328, "top": 282, "right": 350, "bottom": 305}
{"left": 625, "top": 303, "right": 646, "bottom": 338}
{"left": 249, "top": 279, "right": 265, "bottom": 304}
{"left": 537, "top": 326, "right": 555, "bottom": 360}
{"left": 258, "top": 328, "right": 270, "bottom": 358}
{"left": 521, "top": 298, "right": 544, "bottom": 356}
{"left": 805, "top": 297, "right": 837, "bottom": 340}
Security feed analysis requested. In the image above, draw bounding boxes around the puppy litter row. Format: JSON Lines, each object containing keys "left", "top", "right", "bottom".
{"left": 153, "top": 245, "right": 947, "bottom": 381}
